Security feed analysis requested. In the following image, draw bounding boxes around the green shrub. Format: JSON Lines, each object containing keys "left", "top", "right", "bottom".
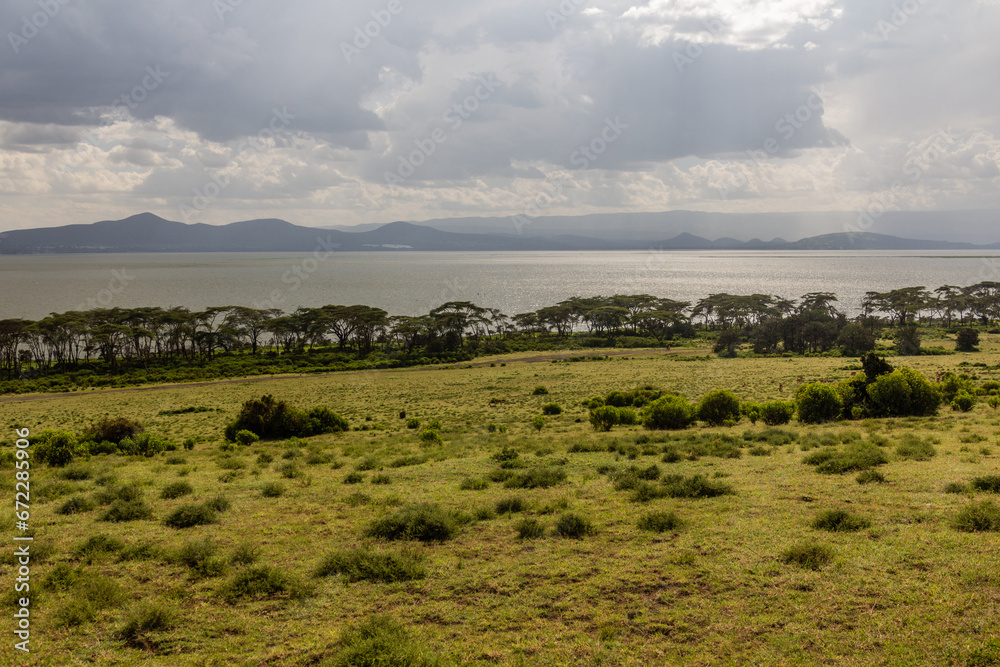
{"left": 60, "top": 464, "right": 93, "bottom": 481}
{"left": 944, "top": 482, "right": 969, "bottom": 494}
{"left": 643, "top": 395, "right": 696, "bottom": 431}
{"left": 84, "top": 417, "right": 144, "bottom": 444}
{"left": 811, "top": 509, "right": 871, "bottom": 532}
{"left": 279, "top": 461, "right": 303, "bottom": 479}
{"left": 697, "top": 389, "right": 741, "bottom": 426}
{"left": 459, "top": 477, "right": 489, "bottom": 491}
{"left": 405, "top": 417, "right": 421, "bottom": 429}
{"left": 971, "top": 476, "right": 1000, "bottom": 493}
{"left": 234, "top": 430, "right": 259, "bottom": 446}
{"left": 951, "top": 391, "right": 976, "bottom": 412}
{"left": 895, "top": 434, "right": 936, "bottom": 461}
{"left": 371, "top": 473, "right": 391, "bottom": 485}
{"left": 554, "top": 512, "right": 593, "bottom": 539}
{"left": 589, "top": 406, "right": 621, "bottom": 432}
{"left": 796, "top": 383, "right": 843, "bottom": 424}
{"left": 343, "top": 472, "right": 365, "bottom": 485}
{"left": 33, "top": 430, "right": 88, "bottom": 467}
{"left": 164, "top": 503, "right": 218, "bottom": 529}
{"left": 660, "top": 474, "right": 734, "bottom": 499}
{"left": 175, "top": 538, "right": 226, "bottom": 577}
{"left": 101, "top": 499, "right": 153, "bottom": 523}
{"left": 515, "top": 518, "right": 546, "bottom": 540}
{"left": 532, "top": 386, "right": 549, "bottom": 395}
{"left": 419, "top": 429, "right": 443, "bottom": 445}
{"left": 759, "top": 401, "right": 796, "bottom": 426}
{"left": 856, "top": 470, "right": 886, "bottom": 485}
{"left": 542, "top": 403, "right": 562, "bottom": 415}
{"left": 118, "top": 432, "right": 172, "bottom": 457}
{"left": 503, "top": 467, "right": 567, "bottom": 489}
{"left": 804, "top": 442, "right": 888, "bottom": 474}
{"left": 183, "top": 438, "right": 196, "bottom": 451}
{"left": 953, "top": 500, "right": 1000, "bottom": 532}
{"left": 364, "top": 504, "right": 457, "bottom": 542}
{"left": 531, "top": 415, "right": 546, "bottom": 432}
{"left": 637, "top": 510, "right": 683, "bottom": 533}
{"left": 56, "top": 495, "right": 95, "bottom": 516}
{"left": 160, "top": 481, "right": 194, "bottom": 500}
{"left": 220, "top": 566, "right": 312, "bottom": 602}
{"left": 328, "top": 616, "right": 445, "bottom": 667}
{"left": 116, "top": 600, "right": 176, "bottom": 648}
{"left": 868, "top": 368, "right": 941, "bottom": 417}
{"left": 780, "top": 543, "right": 834, "bottom": 569}
{"left": 496, "top": 496, "right": 527, "bottom": 514}
{"left": 72, "top": 534, "right": 126, "bottom": 561}
{"left": 261, "top": 482, "right": 285, "bottom": 498}
{"left": 230, "top": 543, "right": 261, "bottom": 566}
{"left": 224, "top": 394, "right": 348, "bottom": 441}
{"left": 314, "top": 548, "right": 426, "bottom": 583}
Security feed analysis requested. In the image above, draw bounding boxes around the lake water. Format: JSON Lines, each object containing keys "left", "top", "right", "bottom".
{"left": 2, "top": 250, "right": 1000, "bottom": 321}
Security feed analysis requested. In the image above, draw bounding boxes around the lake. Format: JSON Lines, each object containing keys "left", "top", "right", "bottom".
{"left": 2, "top": 250, "right": 1000, "bottom": 321}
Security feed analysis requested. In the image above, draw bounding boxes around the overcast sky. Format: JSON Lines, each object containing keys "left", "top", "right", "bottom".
{"left": 0, "top": 0, "right": 998, "bottom": 232}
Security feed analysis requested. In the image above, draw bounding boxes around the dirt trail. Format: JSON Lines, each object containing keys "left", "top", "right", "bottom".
{"left": 0, "top": 348, "right": 674, "bottom": 404}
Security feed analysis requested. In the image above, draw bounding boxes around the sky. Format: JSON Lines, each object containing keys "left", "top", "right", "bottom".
{"left": 0, "top": 0, "right": 998, "bottom": 233}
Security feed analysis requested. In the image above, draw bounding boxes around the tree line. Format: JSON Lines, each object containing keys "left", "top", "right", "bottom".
{"left": 1, "top": 281, "right": 998, "bottom": 380}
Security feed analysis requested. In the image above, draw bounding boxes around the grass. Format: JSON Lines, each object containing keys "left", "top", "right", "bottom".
{"left": 327, "top": 615, "right": 446, "bottom": 667}
{"left": 553, "top": 512, "right": 594, "bottom": 539}
{"left": 364, "top": 504, "right": 458, "bottom": 542}
{"left": 811, "top": 509, "right": 872, "bottom": 532}
{"left": 314, "top": 548, "right": 426, "bottom": 583}
{"left": 163, "top": 502, "right": 219, "bottom": 529}
{"left": 780, "top": 542, "right": 835, "bottom": 570}
{"left": 5, "top": 342, "right": 1000, "bottom": 664}
{"left": 803, "top": 441, "right": 889, "bottom": 474}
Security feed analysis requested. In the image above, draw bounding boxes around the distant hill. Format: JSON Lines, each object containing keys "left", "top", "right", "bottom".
{"left": 0, "top": 212, "right": 997, "bottom": 254}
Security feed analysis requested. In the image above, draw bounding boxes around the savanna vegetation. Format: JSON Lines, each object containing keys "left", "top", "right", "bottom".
{"left": 2, "top": 331, "right": 1000, "bottom": 665}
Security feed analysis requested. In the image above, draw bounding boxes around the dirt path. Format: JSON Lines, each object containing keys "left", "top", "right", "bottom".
{"left": 0, "top": 348, "right": 674, "bottom": 404}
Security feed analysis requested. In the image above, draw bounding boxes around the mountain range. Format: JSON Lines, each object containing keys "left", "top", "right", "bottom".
{"left": 0, "top": 212, "right": 998, "bottom": 254}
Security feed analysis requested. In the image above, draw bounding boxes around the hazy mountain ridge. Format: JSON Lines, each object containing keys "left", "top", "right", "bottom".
{"left": 0, "top": 212, "right": 997, "bottom": 254}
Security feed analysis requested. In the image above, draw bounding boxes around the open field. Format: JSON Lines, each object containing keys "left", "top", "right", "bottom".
{"left": 3, "top": 341, "right": 1000, "bottom": 666}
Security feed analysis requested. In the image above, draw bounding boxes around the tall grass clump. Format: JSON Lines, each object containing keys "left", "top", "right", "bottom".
{"left": 503, "top": 467, "right": 567, "bottom": 489}
{"left": 116, "top": 600, "right": 177, "bottom": 649}
{"left": 327, "top": 616, "right": 446, "bottom": 667}
{"left": 364, "top": 504, "right": 457, "bottom": 542}
{"left": 163, "top": 502, "right": 219, "bottom": 529}
{"left": 637, "top": 510, "right": 683, "bottom": 533}
{"left": 971, "top": 476, "right": 1000, "bottom": 493}
{"left": 895, "top": 434, "right": 936, "bottom": 461}
{"left": 314, "top": 548, "right": 426, "bottom": 583}
{"left": 811, "top": 509, "right": 871, "bottom": 532}
{"left": 803, "top": 442, "right": 888, "bottom": 474}
{"left": 219, "top": 566, "right": 312, "bottom": 602}
{"left": 952, "top": 500, "right": 1000, "bottom": 532}
{"left": 554, "top": 512, "right": 593, "bottom": 539}
{"left": 780, "top": 542, "right": 835, "bottom": 569}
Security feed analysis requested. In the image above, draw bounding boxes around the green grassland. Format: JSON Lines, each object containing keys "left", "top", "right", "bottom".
{"left": 2, "top": 339, "right": 1000, "bottom": 666}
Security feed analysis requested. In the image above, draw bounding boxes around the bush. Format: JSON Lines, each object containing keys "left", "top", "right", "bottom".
{"left": 953, "top": 500, "right": 1000, "bottom": 532}
{"left": 951, "top": 391, "right": 976, "bottom": 412}
{"left": 554, "top": 512, "right": 593, "bottom": 539}
{"left": 895, "top": 435, "right": 936, "bottom": 461}
{"left": 811, "top": 509, "right": 871, "bottom": 532}
{"left": 945, "top": 482, "right": 969, "bottom": 494}
{"left": 175, "top": 538, "right": 226, "bottom": 577}
{"left": 56, "top": 495, "right": 95, "bottom": 515}
{"left": 496, "top": 496, "right": 527, "bottom": 514}
{"left": 371, "top": 473, "right": 391, "bottom": 485}
{"left": 33, "top": 430, "right": 88, "bottom": 467}
{"left": 837, "top": 322, "right": 876, "bottom": 356}
{"left": 643, "top": 395, "right": 696, "bottom": 431}
{"left": 542, "top": 403, "right": 562, "bottom": 415}
{"left": 160, "top": 481, "right": 194, "bottom": 500}
{"left": 532, "top": 386, "right": 549, "bottom": 395}
{"left": 101, "top": 500, "right": 153, "bottom": 523}
{"left": 364, "top": 504, "right": 457, "bottom": 542}
{"left": 515, "top": 518, "right": 546, "bottom": 540}
{"left": 660, "top": 474, "right": 734, "bottom": 499}
{"left": 164, "top": 503, "right": 218, "bottom": 529}
{"left": 759, "top": 401, "right": 796, "bottom": 426}
{"left": 219, "top": 566, "right": 311, "bottom": 602}
{"left": 224, "top": 394, "right": 348, "bottom": 441}
{"left": 118, "top": 432, "right": 171, "bottom": 458}
{"left": 780, "top": 543, "right": 834, "bottom": 569}
{"left": 116, "top": 600, "right": 176, "bottom": 649}
{"left": 895, "top": 323, "right": 921, "bottom": 356}
{"left": 261, "top": 482, "right": 285, "bottom": 497}
{"left": 230, "top": 542, "right": 261, "bottom": 566}
{"left": 697, "top": 390, "right": 741, "bottom": 426}
{"left": 84, "top": 417, "right": 144, "bottom": 444}
{"left": 419, "top": 429, "right": 443, "bottom": 445}
{"left": 856, "top": 470, "right": 886, "bottom": 485}
{"left": 329, "top": 616, "right": 445, "bottom": 667}
{"left": 796, "top": 383, "right": 842, "bottom": 424}
{"left": 637, "top": 510, "right": 683, "bottom": 533}
{"left": 72, "top": 534, "right": 125, "bottom": 561}
{"left": 315, "top": 548, "right": 426, "bottom": 583}
{"left": 956, "top": 327, "right": 980, "bottom": 352}
{"left": 343, "top": 472, "right": 365, "bottom": 485}
{"left": 459, "top": 477, "right": 489, "bottom": 491}
{"left": 868, "top": 368, "right": 941, "bottom": 417}
{"left": 234, "top": 430, "right": 259, "bottom": 446}
{"left": 971, "top": 476, "right": 1000, "bottom": 493}
{"left": 531, "top": 415, "right": 546, "bottom": 432}
{"left": 503, "top": 467, "right": 567, "bottom": 489}
{"left": 804, "top": 442, "right": 888, "bottom": 474}
{"left": 405, "top": 418, "right": 420, "bottom": 429}
{"left": 589, "top": 406, "right": 621, "bottom": 432}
